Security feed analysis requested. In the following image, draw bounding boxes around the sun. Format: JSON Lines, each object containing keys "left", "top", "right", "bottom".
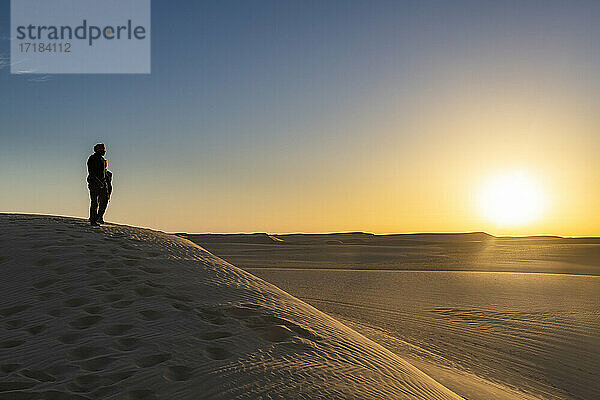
{"left": 479, "top": 172, "right": 545, "bottom": 226}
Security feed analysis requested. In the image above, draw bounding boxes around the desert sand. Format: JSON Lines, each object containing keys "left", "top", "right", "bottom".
{"left": 183, "top": 232, "right": 600, "bottom": 275}
{"left": 184, "top": 233, "right": 600, "bottom": 400}
{"left": 0, "top": 214, "right": 463, "bottom": 400}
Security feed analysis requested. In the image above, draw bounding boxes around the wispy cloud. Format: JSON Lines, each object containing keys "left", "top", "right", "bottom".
{"left": 1, "top": 35, "right": 54, "bottom": 82}
{"left": 1, "top": 56, "right": 54, "bottom": 83}
{"left": 0, "top": 56, "right": 9, "bottom": 69}
{"left": 26, "top": 74, "right": 52, "bottom": 83}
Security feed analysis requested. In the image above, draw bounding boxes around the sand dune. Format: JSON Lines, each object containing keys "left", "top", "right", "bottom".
{"left": 185, "top": 233, "right": 600, "bottom": 400}
{"left": 241, "top": 269, "right": 600, "bottom": 400}
{"left": 183, "top": 232, "right": 600, "bottom": 275}
{"left": 0, "top": 214, "right": 462, "bottom": 399}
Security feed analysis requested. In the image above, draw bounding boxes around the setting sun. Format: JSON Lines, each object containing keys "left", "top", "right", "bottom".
{"left": 479, "top": 172, "right": 545, "bottom": 226}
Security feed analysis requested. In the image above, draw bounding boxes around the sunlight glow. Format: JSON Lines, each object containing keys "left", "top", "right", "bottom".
{"left": 480, "top": 172, "right": 545, "bottom": 226}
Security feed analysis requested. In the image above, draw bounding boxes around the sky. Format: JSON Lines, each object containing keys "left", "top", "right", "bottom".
{"left": 1, "top": 0, "right": 599, "bottom": 236}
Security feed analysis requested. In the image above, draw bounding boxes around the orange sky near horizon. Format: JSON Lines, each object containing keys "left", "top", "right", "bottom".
{"left": 111, "top": 70, "right": 599, "bottom": 236}
{"left": 4, "top": 69, "right": 600, "bottom": 237}
{"left": 4, "top": 74, "right": 599, "bottom": 237}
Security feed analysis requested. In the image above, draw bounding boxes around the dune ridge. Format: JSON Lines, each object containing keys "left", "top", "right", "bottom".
{"left": 0, "top": 214, "right": 462, "bottom": 400}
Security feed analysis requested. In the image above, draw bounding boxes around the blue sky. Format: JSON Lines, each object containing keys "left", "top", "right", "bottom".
{"left": 1, "top": 1, "right": 599, "bottom": 234}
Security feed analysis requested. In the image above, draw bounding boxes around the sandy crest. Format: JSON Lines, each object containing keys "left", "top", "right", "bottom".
{"left": 0, "top": 214, "right": 462, "bottom": 400}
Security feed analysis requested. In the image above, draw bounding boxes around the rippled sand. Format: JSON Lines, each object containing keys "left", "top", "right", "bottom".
{"left": 0, "top": 214, "right": 462, "bottom": 400}
{"left": 245, "top": 269, "right": 600, "bottom": 400}
{"left": 186, "top": 233, "right": 600, "bottom": 400}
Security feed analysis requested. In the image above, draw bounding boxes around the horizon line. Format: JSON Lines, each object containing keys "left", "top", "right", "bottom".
{"left": 3, "top": 212, "right": 599, "bottom": 239}
{"left": 176, "top": 231, "right": 600, "bottom": 240}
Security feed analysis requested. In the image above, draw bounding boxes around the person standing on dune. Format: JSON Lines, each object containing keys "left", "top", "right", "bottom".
{"left": 87, "top": 143, "right": 111, "bottom": 226}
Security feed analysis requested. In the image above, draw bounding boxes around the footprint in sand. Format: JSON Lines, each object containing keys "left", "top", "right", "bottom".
{"left": 69, "top": 371, "right": 136, "bottom": 394}
{"left": 166, "top": 294, "right": 194, "bottom": 303}
{"left": 103, "top": 293, "right": 126, "bottom": 302}
{"left": 63, "top": 297, "right": 90, "bottom": 308}
{"left": 171, "top": 303, "right": 193, "bottom": 312}
{"left": 224, "top": 306, "right": 260, "bottom": 318}
{"left": 109, "top": 370, "right": 137, "bottom": 383}
{"left": 38, "top": 292, "right": 57, "bottom": 300}
{"left": 103, "top": 324, "right": 135, "bottom": 336}
{"left": 195, "top": 331, "right": 233, "bottom": 341}
{"left": 112, "top": 337, "right": 141, "bottom": 351}
{"left": 0, "top": 304, "right": 30, "bottom": 317}
{"left": 68, "top": 315, "right": 103, "bottom": 330}
{"left": 110, "top": 300, "right": 135, "bottom": 309}
{"left": 47, "top": 308, "right": 66, "bottom": 317}
{"left": 135, "top": 354, "right": 172, "bottom": 368}
{"left": 195, "top": 308, "right": 226, "bottom": 325}
{"left": 106, "top": 268, "right": 133, "bottom": 278}
{"left": 53, "top": 266, "right": 72, "bottom": 274}
{"left": 33, "top": 278, "right": 60, "bottom": 289}
{"left": 83, "top": 305, "right": 104, "bottom": 315}
{"left": 138, "top": 310, "right": 164, "bottom": 321}
{"left": 34, "top": 257, "right": 57, "bottom": 267}
{"left": 227, "top": 305, "right": 320, "bottom": 342}
{"left": 79, "top": 355, "right": 119, "bottom": 372}
{"left": 57, "top": 364, "right": 90, "bottom": 380}
{"left": 0, "top": 339, "right": 25, "bottom": 349}
{"left": 90, "top": 283, "right": 113, "bottom": 292}
{"left": 20, "top": 369, "right": 56, "bottom": 382}
{"left": 106, "top": 278, "right": 122, "bottom": 286}
{"left": 204, "top": 346, "right": 230, "bottom": 360}
{"left": 133, "top": 286, "right": 159, "bottom": 297}
{"left": 6, "top": 319, "right": 25, "bottom": 329}
{"left": 254, "top": 325, "right": 295, "bottom": 342}
{"left": 57, "top": 332, "right": 83, "bottom": 344}
{"left": 119, "top": 243, "right": 137, "bottom": 251}
{"left": 25, "top": 324, "right": 47, "bottom": 335}
{"left": 60, "top": 286, "right": 77, "bottom": 295}
{"left": 86, "top": 260, "right": 104, "bottom": 268}
{"left": 143, "top": 281, "right": 167, "bottom": 289}
{"left": 162, "top": 366, "right": 193, "bottom": 381}
{"left": 0, "top": 363, "right": 21, "bottom": 373}
{"left": 139, "top": 266, "right": 166, "bottom": 275}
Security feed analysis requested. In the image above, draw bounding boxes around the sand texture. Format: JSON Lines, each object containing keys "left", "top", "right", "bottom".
{"left": 184, "top": 234, "right": 600, "bottom": 400}
{"left": 0, "top": 214, "right": 462, "bottom": 400}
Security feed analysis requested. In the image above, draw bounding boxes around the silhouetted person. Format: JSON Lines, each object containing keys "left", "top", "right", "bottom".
{"left": 87, "top": 143, "right": 111, "bottom": 226}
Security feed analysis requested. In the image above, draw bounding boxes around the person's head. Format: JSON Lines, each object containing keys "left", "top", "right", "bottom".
{"left": 93, "top": 143, "right": 106, "bottom": 156}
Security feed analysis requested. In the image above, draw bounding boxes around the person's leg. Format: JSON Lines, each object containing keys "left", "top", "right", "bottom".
{"left": 96, "top": 188, "right": 109, "bottom": 223}
{"left": 89, "top": 188, "right": 99, "bottom": 223}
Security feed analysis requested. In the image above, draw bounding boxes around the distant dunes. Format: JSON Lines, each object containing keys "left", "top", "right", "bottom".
{"left": 180, "top": 231, "right": 600, "bottom": 275}
{"left": 179, "top": 231, "right": 496, "bottom": 246}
